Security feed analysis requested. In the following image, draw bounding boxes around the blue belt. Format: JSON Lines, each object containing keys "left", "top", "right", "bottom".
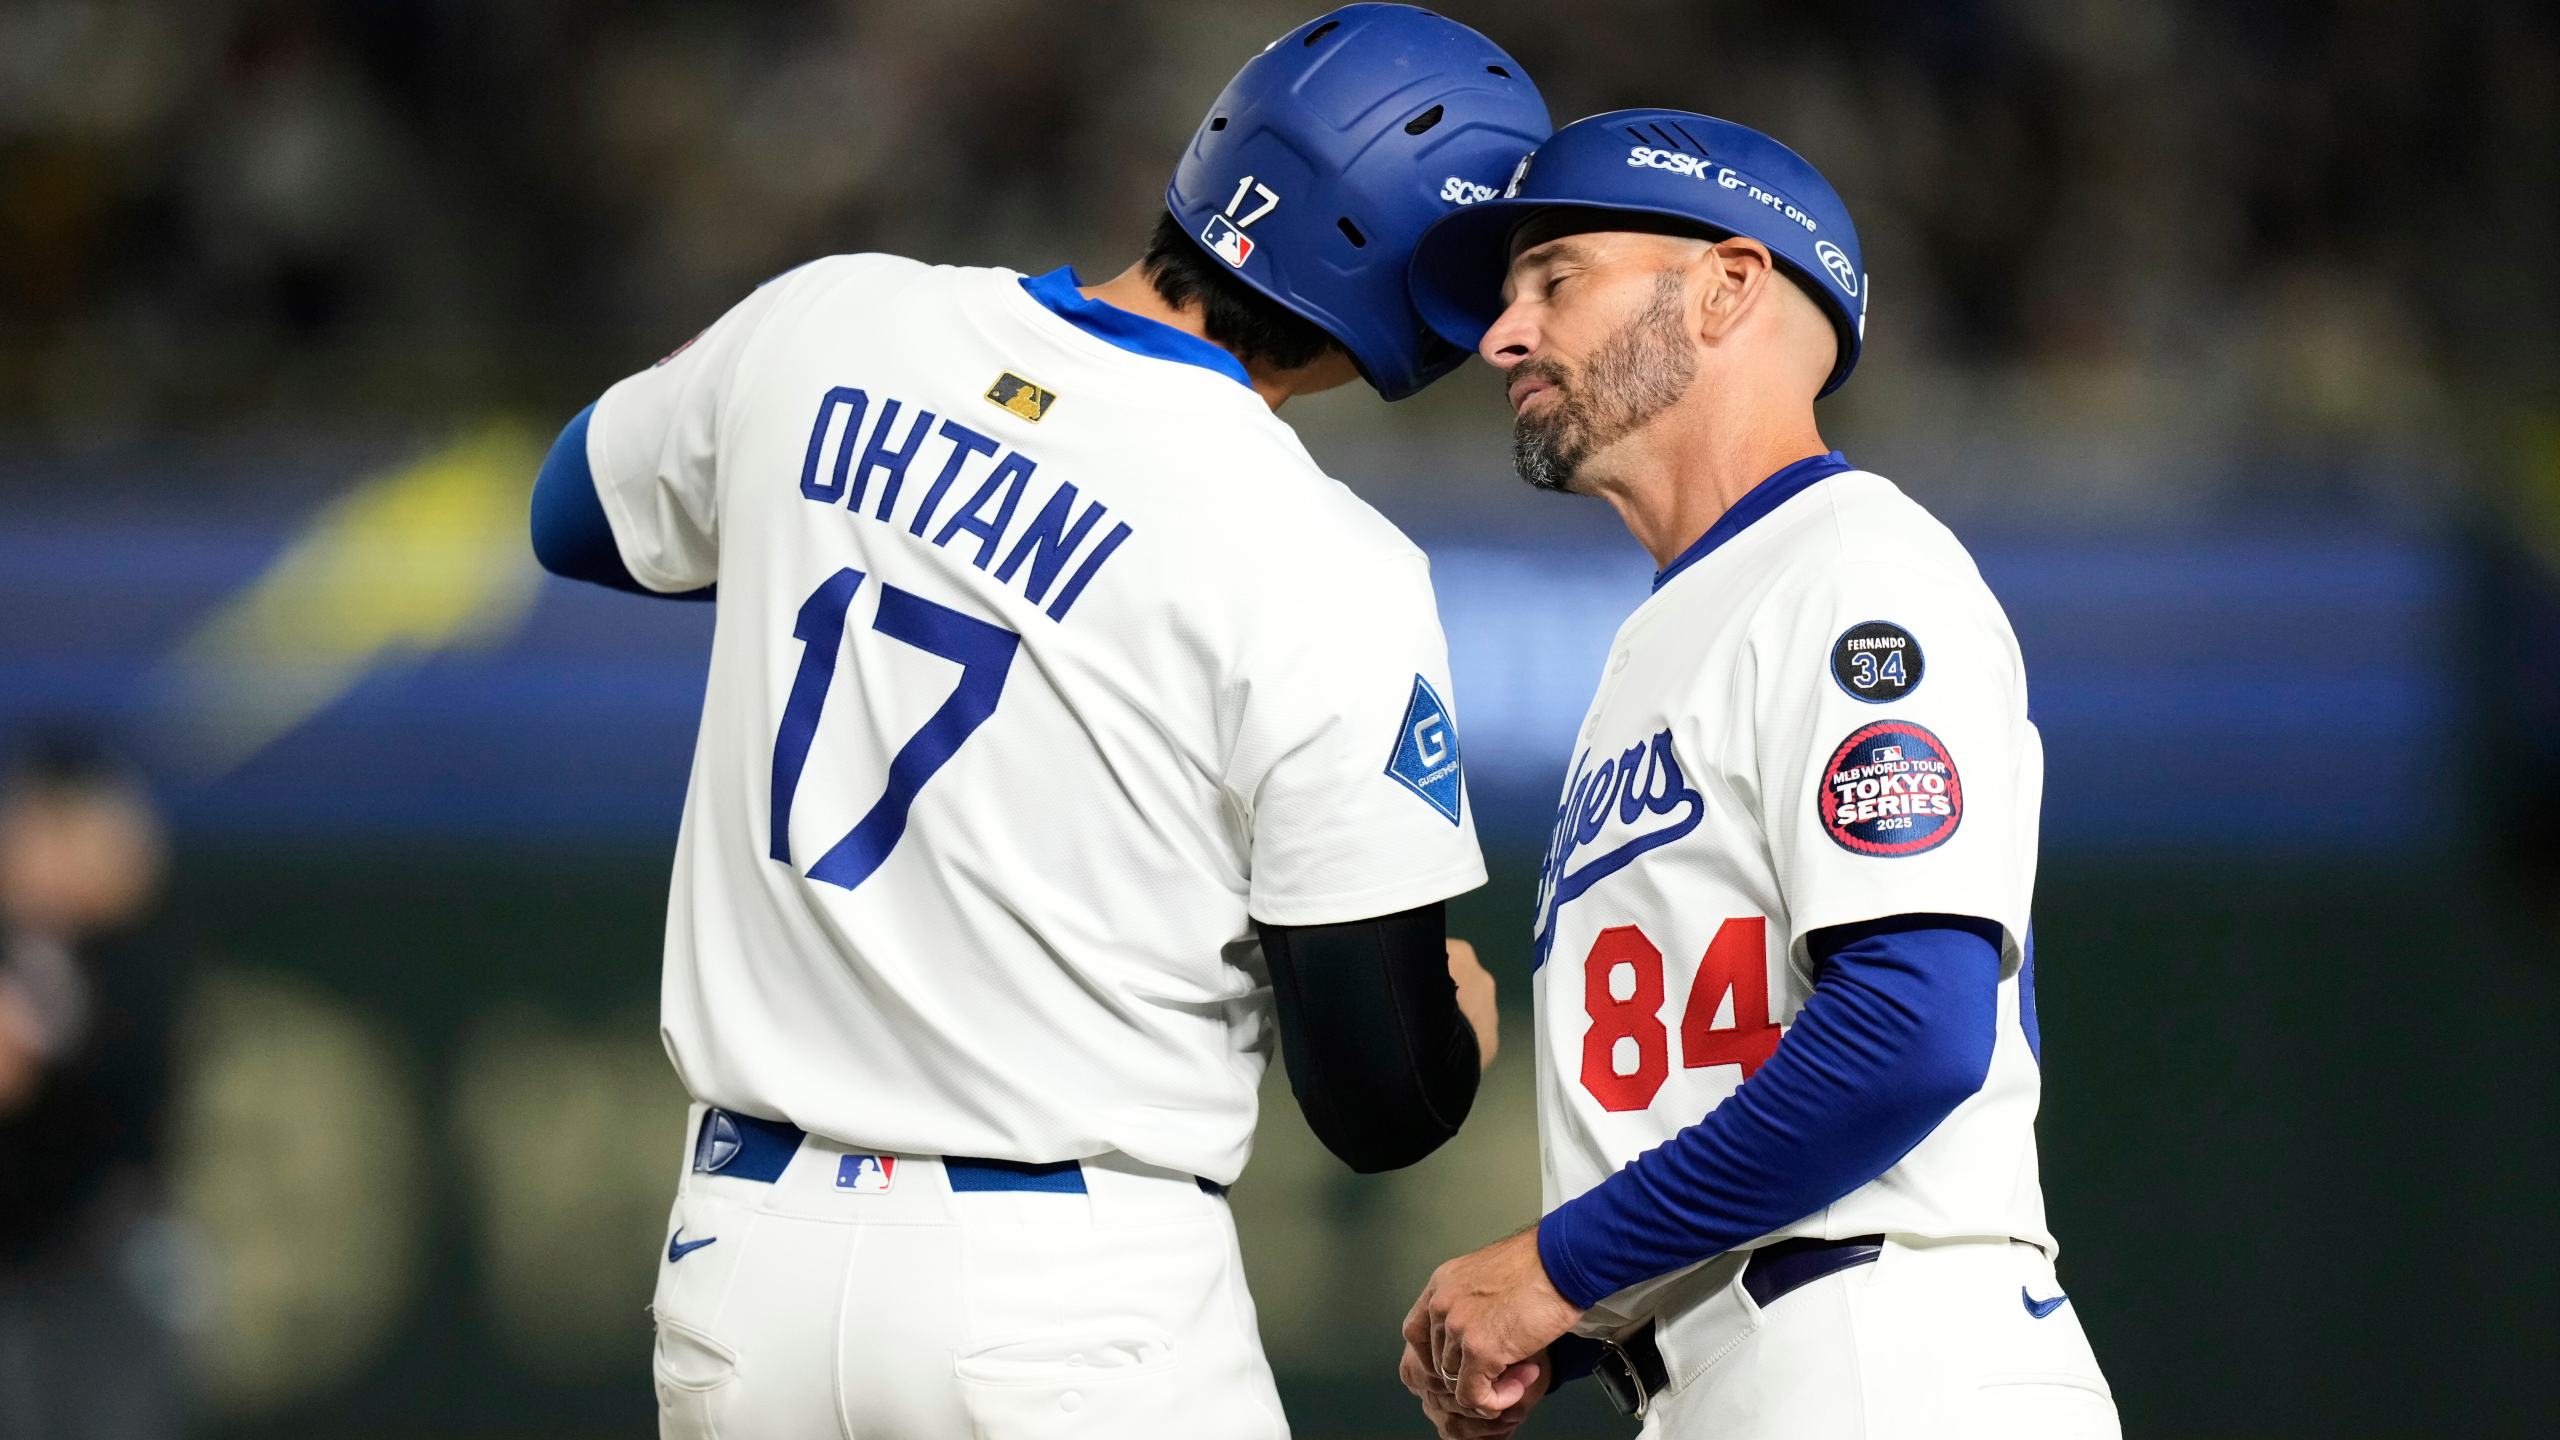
{"left": 1741, "top": 1233, "right": 1886, "bottom": 1309}
{"left": 691, "top": 1108, "right": 1223, "bottom": 1196}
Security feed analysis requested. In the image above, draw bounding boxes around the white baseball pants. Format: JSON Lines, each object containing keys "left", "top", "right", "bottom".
{"left": 648, "top": 1106, "right": 1288, "bottom": 1439}
{"left": 1642, "top": 1236, "right": 2118, "bottom": 1439}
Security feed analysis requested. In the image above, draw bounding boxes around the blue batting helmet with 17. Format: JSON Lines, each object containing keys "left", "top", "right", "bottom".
{"left": 1166, "top": 5, "right": 1551, "bottom": 400}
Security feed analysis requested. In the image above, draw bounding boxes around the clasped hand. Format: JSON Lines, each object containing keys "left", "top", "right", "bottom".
{"left": 1399, "top": 1227, "right": 1584, "bottom": 1438}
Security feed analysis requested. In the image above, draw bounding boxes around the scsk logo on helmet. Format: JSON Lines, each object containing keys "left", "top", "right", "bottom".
{"left": 1626, "top": 146, "right": 1819, "bottom": 232}
{"left": 1625, "top": 144, "right": 1713, "bottom": 180}
{"left": 1440, "top": 175, "right": 1499, "bottom": 205}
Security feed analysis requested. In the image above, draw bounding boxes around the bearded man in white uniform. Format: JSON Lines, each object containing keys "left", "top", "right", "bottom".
{"left": 1394, "top": 109, "right": 2120, "bottom": 1440}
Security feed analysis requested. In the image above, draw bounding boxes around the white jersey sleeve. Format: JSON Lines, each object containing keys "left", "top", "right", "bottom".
{"left": 584, "top": 267, "right": 817, "bottom": 592}
{"left": 1228, "top": 553, "right": 1486, "bottom": 926}
{"left": 1748, "top": 559, "right": 2039, "bottom": 952}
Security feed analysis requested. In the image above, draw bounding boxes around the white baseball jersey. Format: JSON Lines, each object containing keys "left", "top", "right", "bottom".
{"left": 583, "top": 255, "right": 1485, "bottom": 1184}
{"left": 1532, "top": 457, "right": 2051, "bottom": 1310}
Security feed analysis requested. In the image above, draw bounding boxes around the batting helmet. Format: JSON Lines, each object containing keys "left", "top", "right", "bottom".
{"left": 1165, "top": 5, "right": 1551, "bottom": 400}
{"left": 1408, "top": 108, "right": 1869, "bottom": 396}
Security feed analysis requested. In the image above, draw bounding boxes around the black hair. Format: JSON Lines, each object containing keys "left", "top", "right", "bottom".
{"left": 1140, "top": 212, "right": 1344, "bottom": 374}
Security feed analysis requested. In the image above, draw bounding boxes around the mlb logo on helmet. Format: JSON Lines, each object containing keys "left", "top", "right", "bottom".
{"left": 1200, "top": 213, "right": 1256, "bottom": 268}
{"left": 1162, "top": 5, "right": 1552, "bottom": 399}
{"left": 836, "top": 1154, "right": 897, "bottom": 1193}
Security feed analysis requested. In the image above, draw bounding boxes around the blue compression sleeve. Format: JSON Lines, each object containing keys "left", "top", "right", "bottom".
{"left": 529, "top": 404, "right": 712, "bottom": 600}
{"left": 1535, "top": 914, "right": 2003, "bottom": 1309}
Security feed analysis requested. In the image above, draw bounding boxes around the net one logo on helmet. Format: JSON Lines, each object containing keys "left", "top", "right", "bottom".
{"left": 1624, "top": 147, "right": 1820, "bottom": 233}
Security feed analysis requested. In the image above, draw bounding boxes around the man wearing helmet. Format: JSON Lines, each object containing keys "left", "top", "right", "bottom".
{"left": 526, "top": 8, "right": 1548, "bottom": 1437}
{"left": 1397, "top": 111, "right": 2119, "bottom": 1438}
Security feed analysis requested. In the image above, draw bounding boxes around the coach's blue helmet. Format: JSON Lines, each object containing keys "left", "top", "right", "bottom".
{"left": 1166, "top": 5, "right": 1550, "bottom": 400}
{"left": 1408, "top": 109, "right": 1869, "bottom": 396}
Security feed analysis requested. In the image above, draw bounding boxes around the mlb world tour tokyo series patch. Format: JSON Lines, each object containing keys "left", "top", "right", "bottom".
{"left": 1819, "top": 719, "right": 1962, "bottom": 856}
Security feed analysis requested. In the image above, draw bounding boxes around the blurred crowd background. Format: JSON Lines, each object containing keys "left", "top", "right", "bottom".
{"left": 3, "top": 1, "right": 2557, "bottom": 1438}
{"left": 5, "top": 0, "right": 2553, "bottom": 469}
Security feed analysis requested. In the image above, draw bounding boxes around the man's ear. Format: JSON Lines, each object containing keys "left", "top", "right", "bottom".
{"left": 1694, "top": 238, "right": 1778, "bottom": 343}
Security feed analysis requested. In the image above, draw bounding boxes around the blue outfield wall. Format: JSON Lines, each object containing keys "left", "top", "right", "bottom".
{"left": 0, "top": 501, "right": 2468, "bottom": 853}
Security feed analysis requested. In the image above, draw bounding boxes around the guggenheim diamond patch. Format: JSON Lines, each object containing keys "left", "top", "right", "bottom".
{"left": 1819, "top": 719, "right": 1961, "bottom": 856}
{"left": 1385, "top": 675, "right": 1464, "bottom": 825}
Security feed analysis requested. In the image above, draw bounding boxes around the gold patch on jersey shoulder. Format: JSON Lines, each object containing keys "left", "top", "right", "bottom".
{"left": 985, "top": 372, "right": 1056, "bottom": 422}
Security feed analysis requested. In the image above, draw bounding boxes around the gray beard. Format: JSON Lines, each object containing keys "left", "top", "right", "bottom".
{"left": 1511, "top": 414, "right": 1575, "bottom": 493}
{"left": 1510, "top": 271, "right": 1697, "bottom": 495}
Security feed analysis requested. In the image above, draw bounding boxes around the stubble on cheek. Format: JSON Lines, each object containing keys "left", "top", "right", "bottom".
{"left": 1508, "top": 271, "right": 1695, "bottom": 495}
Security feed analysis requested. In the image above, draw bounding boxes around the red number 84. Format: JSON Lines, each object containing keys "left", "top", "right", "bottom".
{"left": 1581, "top": 917, "right": 1782, "bottom": 1112}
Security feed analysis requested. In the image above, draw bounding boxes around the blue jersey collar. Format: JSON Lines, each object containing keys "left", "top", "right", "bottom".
{"left": 1018, "top": 267, "right": 1254, "bottom": 390}
{"left": 1652, "top": 451, "right": 1855, "bottom": 592}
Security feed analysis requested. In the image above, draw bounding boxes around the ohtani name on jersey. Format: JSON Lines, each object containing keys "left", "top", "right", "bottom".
{"left": 1531, "top": 728, "right": 1704, "bottom": 969}
{"left": 796, "top": 386, "right": 1132, "bottom": 623}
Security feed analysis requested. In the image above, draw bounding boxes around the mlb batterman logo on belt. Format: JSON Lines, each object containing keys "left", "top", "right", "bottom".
{"left": 835, "top": 1154, "right": 896, "bottom": 1193}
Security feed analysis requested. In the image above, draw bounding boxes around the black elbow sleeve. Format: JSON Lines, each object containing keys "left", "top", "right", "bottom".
{"left": 1257, "top": 901, "right": 1482, "bottom": 1173}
